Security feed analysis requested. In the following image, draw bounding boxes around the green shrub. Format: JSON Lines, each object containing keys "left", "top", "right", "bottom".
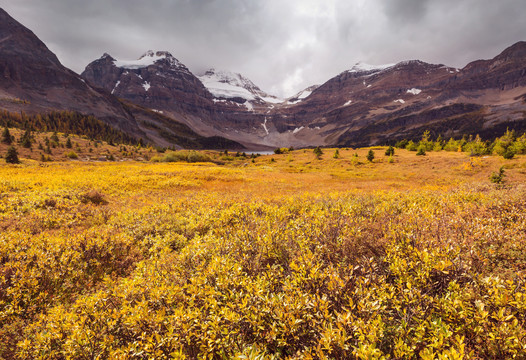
{"left": 151, "top": 150, "right": 213, "bottom": 163}
{"left": 395, "top": 139, "right": 408, "bottom": 149}
{"left": 65, "top": 151, "right": 78, "bottom": 159}
{"left": 502, "top": 148, "right": 515, "bottom": 159}
{"left": 406, "top": 140, "right": 418, "bottom": 151}
{"left": 489, "top": 166, "right": 506, "bottom": 184}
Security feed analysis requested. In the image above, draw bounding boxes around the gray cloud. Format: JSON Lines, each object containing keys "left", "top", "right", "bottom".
{"left": 382, "top": 0, "right": 431, "bottom": 24}
{"left": 1, "top": 0, "right": 525, "bottom": 97}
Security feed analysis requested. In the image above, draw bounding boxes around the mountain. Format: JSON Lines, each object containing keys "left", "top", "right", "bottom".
{"left": 0, "top": 9, "right": 239, "bottom": 149}
{"left": 83, "top": 43, "right": 526, "bottom": 148}
{"left": 198, "top": 68, "right": 283, "bottom": 105}
{"left": 0, "top": 8, "right": 143, "bottom": 137}
{"left": 82, "top": 52, "right": 284, "bottom": 149}
{"left": 3, "top": 7, "right": 526, "bottom": 149}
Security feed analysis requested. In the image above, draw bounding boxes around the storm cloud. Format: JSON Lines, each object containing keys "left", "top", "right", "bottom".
{"left": 2, "top": 0, "right": 525, "bottom": 97}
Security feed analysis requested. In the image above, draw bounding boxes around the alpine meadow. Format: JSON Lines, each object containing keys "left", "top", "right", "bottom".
{"left": 1, "top": 132, "right": 526, "bottom": 358}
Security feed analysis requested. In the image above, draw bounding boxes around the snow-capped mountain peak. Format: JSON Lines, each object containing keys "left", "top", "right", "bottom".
{"left": 198, "top": 69, "right": 283, "bottom": 104}
{"left": 347, "top": 62, "right": 396, "bottom": 74}
{"left": 112, "top": 50, "right": 184, "bottom": 69}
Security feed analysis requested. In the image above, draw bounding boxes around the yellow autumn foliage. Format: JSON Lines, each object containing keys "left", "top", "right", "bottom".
{"left": 1, "top": 149, "right": 525, "bottom": 359}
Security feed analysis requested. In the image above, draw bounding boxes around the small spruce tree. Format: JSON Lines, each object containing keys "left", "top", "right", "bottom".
{"left": 5, "top": 146, "right": 20, "bottom": 164}
{"left": 20, "top": 129, "right": 32, "bottom": 148}
{"left": 489, "top": 166, "right": 506, "bottom": 184}
{"left": 51, "top": 132, "right": 59, "bottom": 143}
{"left": 333, "top": 149, "right": 340, "bottom": 159}
{"left": 66, "top": 137, "right": 72, "bottom": 148}
{"left": 366, "top": 149, "right": 375, "bottom": 162}
{"left": 313, "top": 147, "right": 323, "bottom": 159}
{"left": 385, "top": 146, "right": 395, "bottom": 156}
{"left": 1, "top": 126, "right": 12, "bottom": 144}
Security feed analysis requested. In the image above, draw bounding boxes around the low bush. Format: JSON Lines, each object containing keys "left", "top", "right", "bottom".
{"left": 151, "top": 150, "right": 213, "bottom": 163}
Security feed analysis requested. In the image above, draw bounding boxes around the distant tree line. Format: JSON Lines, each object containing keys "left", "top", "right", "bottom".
{"left": 395, "top": 129, "right": 526, "bottom": 159}
{"left": 0, "top": 110, "right": 137, "bottom": 145}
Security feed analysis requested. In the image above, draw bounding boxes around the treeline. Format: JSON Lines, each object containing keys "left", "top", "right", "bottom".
{"left": 395, "top": 129, "right": 526, "bottom": 158}
{"left": 0, "top": 110, "right": 137, "bottom": 144}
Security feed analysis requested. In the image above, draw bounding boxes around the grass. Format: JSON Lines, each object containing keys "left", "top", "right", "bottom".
{"left": 1, "top": 147, "right": 525, "bottom": 359}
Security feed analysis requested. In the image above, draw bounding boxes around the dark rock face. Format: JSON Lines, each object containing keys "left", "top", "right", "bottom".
{"left": 82, "top": 51, "right": 213, "bottom": 114}
{"left": 450, "top": 42, "right": 526, "bottom": 91}
{"left": 0, "top": 8, "right": 143, "bottom": 137}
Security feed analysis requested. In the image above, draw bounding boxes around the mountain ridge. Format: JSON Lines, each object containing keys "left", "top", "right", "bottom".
{"left": 1, "top": 7, "right": 525, "bottom": 150}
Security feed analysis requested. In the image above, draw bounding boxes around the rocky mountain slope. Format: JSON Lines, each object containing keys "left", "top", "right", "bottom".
{"left": 0, "top": 8, "right": 145, "bottom": 137}
{"left": 83, "top": 42, "right": 526, "bottom": 148}
{"left": 0, "top": 8, "right": 239, "bottom": 149}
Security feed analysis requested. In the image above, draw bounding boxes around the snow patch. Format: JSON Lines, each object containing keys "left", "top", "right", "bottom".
{"left": 142, "top": 82, "right": 151, "bottom": 92}
{"left": 394, "top": 99, "right": 405, "bottom": 104}
{"left": 289, "top": 85, "right": 318, "bottom": 103}
{"left": 348, "top": 62, "right": 396, "bottom": 74}
{"left": 111, "top": 80, "right": 120, "bottom": 94}
{"left": 244, "top": 101, "right": 254, "bottom": 111}
{"left": 203, "top": 80, "right": 256, "bottom": 100}
{"left": 343, "top": 100, "right": 352, "bottom": 106}
{"left": 262, "top": 118, "right": 269, "bottom": 135}
{"left": 298, "top": 90, "right": 312, "bottom": 99}
{"left": 292, "top": 126, "right": 304, "bottom": 134}
{"left": 406, "top": 88, "right": 422, "bottom": 95}
{"left": 152, "top": 109, "right": 164, "bottom": 114}
{"left": 199, "top": 69, "right": 283, "bottom": 103}
{"left": 367, "top": 84, "right": 372, "bottom": 88}
{"left": 259, "top": 95, "right": 283, "bottom": 104}
{"left": 114, "top": 51, "right": 174, "bottom": 69}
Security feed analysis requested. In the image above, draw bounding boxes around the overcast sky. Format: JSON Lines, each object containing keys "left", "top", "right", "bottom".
{"left": 2, "top": 0, "right": 525, "bottom": 97}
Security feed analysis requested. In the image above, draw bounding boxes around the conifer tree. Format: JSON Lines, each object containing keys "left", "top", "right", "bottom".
{"left": 5, "top": 146, "right": 20, "bottom": 164}
{"left": 313, "top": 147, "right": 323, "bottom": 159}
{"left": 20, "top": 129, "right": 32, "bottom": 148}
{"left": 366, "top": 149, "right": 375, "bottom": 162}
{"left": 1, "top": 126, "right": 12, "bottom": 144}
